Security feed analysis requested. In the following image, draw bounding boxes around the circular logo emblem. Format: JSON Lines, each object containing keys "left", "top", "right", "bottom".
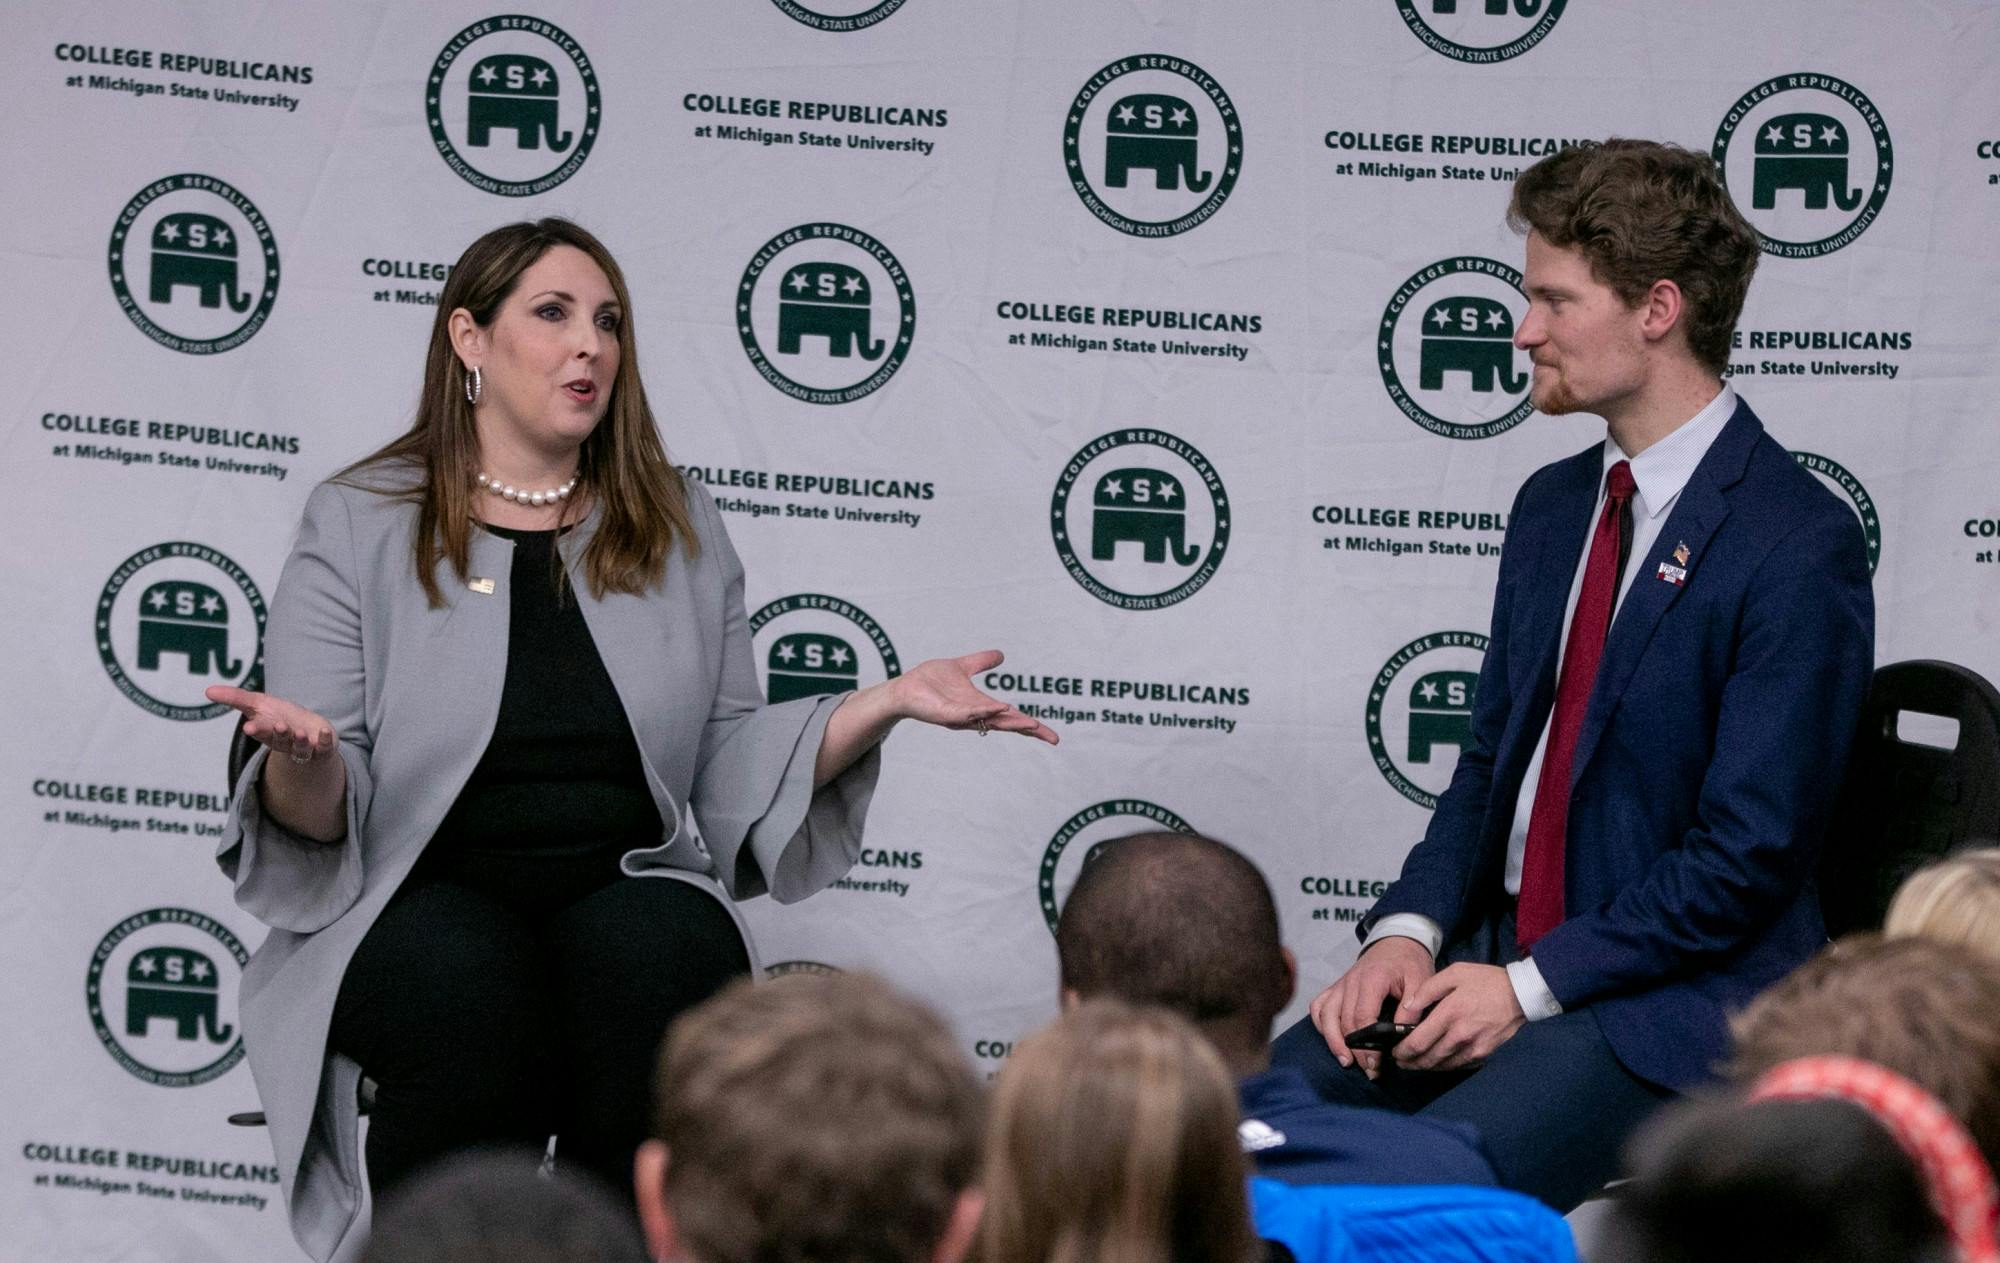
{"left": 749, "top": 593, "right": 902, "bottom": 703}
{"left": 1038, "top": 799, "right": 1197, "bottom": 934}
{"left": 1052, "top": 430, "right": 1230, "bottom": 610}
{"left": 768, "top": 0, "right": 908, "bottom": 31}
{"left": 1713, "top": 74, "right": 1892, "bottom": 259}
{"left": 737, "top": 224, "right": 916, "bottom": 404}
{"left": 1064, "top": 56, "right": 1242, "bottom": 237}
{"left": 108, "top": 175, "right": 279, "bottom": 355}
{"left": 1365, "top": 631, "right": 1489, "bottom": 810}
{"left": 763, "top": 960, "right": 844, "bottom": 979}
{"left": 98, "top": 544, "right": 266, "bottom": 722}
{"left": 1394, "top": 0, "right": 1568, "bottom": 64}
{"left": 427, "top": 16, "right": 600, "bottom": 197}
{"left": 1795, "top": 452, "right": 1882, "bottom": 575}
{"left": 1379, "top": 258, "right": 1534, "bottom": 441}
{"left": 87, "top": 908, "right": 248, "bottom": 1087}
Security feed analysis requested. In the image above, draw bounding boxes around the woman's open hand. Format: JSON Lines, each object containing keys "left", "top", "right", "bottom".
{"left": 205, "top": 685, "right": 337, "bottom": 765}
{"left": 889, "top": 650, "right": 1059, "bottom": 745}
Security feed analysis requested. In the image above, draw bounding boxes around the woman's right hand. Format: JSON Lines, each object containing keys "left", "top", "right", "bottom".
{"left": 206, "top": 685, "right": 337, "bottom": 766}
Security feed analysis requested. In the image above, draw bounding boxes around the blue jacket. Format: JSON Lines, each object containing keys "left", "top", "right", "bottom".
{"left": 1364, "top": 400, "right": 1874, "bottom": 1089}
{"left": 1240, "top": 1067, "right": 1497, "bottom": 1188}
{"left": 1251, "top": 1178, "right": 1577, "bottom": 1263}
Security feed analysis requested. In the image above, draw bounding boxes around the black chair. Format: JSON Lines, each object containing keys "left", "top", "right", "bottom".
{"left": 1819, "top": 659, "right": 2000, "bottom": 937}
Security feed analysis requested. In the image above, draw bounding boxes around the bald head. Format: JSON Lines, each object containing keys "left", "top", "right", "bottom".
{"left": 1054, "top": 832, "right": 1291, "bottom": 1072}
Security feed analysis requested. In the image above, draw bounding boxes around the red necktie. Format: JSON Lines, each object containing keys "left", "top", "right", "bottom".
{"left": 1517, "top": 460, "right": 1636, "bottom": 951}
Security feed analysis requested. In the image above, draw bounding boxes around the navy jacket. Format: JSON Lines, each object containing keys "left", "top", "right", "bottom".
{"left": 1240, "top": 1067, "right": 1498, "bottom": 1187}
{"left": 1364, "top": 400, "right": 1875, "bottom": 1090}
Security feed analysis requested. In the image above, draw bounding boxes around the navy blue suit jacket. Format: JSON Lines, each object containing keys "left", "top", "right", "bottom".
{"left": 1363, "top": 400, "right": 1874, "bottom": 1090}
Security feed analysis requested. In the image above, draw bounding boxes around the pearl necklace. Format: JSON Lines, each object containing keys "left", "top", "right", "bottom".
{"left": 476, "top": 471, "right": 580, "bottom": 507}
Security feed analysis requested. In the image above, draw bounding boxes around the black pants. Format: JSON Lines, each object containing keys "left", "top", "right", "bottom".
{"left": 330, "top": 869, "right": 751, "bottom": 1203}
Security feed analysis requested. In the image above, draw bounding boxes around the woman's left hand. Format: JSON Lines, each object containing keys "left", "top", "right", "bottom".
{"left": 889, "top": 650, "right": 1059, "bottom": 745}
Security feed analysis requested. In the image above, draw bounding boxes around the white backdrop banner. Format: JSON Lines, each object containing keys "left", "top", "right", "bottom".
{"left": 4, "top": 2, "right": 1997, "bottom": 1258}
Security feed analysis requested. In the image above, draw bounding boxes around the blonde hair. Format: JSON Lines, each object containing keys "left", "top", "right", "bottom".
{"left": 340, "top": 218, "right": 697, "bottom": 607}
{"left": 972, "top": 1000, "right": 1259, "bottom": 1263}
{"left": 1884, "top": 847, "right": 2000, "bottom": 962}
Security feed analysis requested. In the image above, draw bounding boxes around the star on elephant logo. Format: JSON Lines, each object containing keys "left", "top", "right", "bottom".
{"left": 1064, "top": 55, "right": 1242, "bottom": 237}
{"left": 1394, "top": 0, "right": 1568, "bottom": 64}
{"left": 767, "top": 0, "right": 909, "bottom": 31}
{"left": 1052, "top": 430, "right": 1231, "bottom": 611}
{"left": 427, "top": 16, "right": 600, "bottom": 197}
{"left": 1039, "top": 800, "right": 1197, "bottom": 935}
{"left": 87, "top": 908, "right": 249, "bottom": 1088}
{"left": 108, "top": 175, "right": 279, "bottom": 355}
{"left": 1713, "top": 74, "right": 1893, "bottom": 259}
{"left": 97, "top": 543, "right": 266, "bottom": 722}
{"left": 749, "top": 593, "right": 902, "bottom": 704}
{"left": 738, "top": 224, "right": 917, "bottom": 404}
{"left": 1794, "top": 452, "right": 1883, "bottom": 575}
{"left": 1378, "top": 257, "right": 1534, "bottom": 441}
{"left": 1365, "top": 631, "right": 1489, "bottom": 810}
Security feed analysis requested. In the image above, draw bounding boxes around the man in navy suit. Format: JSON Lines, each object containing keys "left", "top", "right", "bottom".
{"left": 1058, "top": 832, "right": 1501, "bottom": 1189}
{"left": 1271, "top": 140, "right": 1875, "bottom": 1210}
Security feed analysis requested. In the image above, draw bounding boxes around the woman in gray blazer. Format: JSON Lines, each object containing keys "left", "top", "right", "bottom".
{"left": 209, "top": 218, "right": 1054, "bottom": 1263}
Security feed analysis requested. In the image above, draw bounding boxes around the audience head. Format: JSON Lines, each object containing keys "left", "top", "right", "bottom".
{"left": 359, "top": 1150, "right": 647, "bottom": 1263}
{"left": 1885, "top": 846, "right": 2000, "bottom": 961}
{"left": 1601, "top": 1089, "right": 1952, "bottom": 1263}
{"left": 638, "top": 973, "right": 984, "bottom": 1263}
{"left": 1729, "top": 933, "right": 2000, "bottom": 1169}
{"left": 1055, "top": 831, "right": 1293, "bottom": 1074}
{"left": 972, "top": 999, "right": 1260, "bottom": 1263}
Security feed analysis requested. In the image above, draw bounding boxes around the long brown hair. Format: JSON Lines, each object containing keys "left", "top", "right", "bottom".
{"left": 338, "top": 218, "right": 696, "bottom": 606}
{"left": 972, "top": 1000, "right": 1260, "bottom": 1263}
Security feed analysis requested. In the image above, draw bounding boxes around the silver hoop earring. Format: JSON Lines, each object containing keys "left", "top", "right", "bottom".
{"left": 464, "top": 365, "right": 483, "bottom": 405}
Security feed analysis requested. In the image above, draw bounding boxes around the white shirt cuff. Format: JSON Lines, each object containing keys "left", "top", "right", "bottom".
{"left": 1506, "top": 957, "right": 1564, "bottom": 1021}
{"left": 1362, "top": 914, "right": 1443, "bottom": 959}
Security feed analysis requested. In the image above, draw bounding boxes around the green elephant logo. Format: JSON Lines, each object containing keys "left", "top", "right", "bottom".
{"left": 1420, "top": 297, "right": 1527, "bottom": 394}
{"left": 126, "top": 947, "right": 234, "bottom": 1044}
{"left": 1365, "top": 631, "right": 1490, "bottom": 810}
{"left": 88, "top": 908, "right": 248, "bottom": 1088}
{"left": 1753, "top": 113, "right": 1863, "bottom": 212}
{"left": 1104, "top": 93, "right": 1212, "bottom": 193}
{"left": 135, "top": 580, "right": 245, "bottom": 680}
{"left": 1713, "top": 76, "right": 1892, "bottom": 260}
{"left": 1431, "top": 0, "right": 1544, "bottom": 12}
{"left": 1063, "top": 56, "right": 1241, "bottom": 238}
{"left": 148, "top": 212, "right": 252, "bottom": 313}
{"left": 766, "top": 631, "right": 859, "bottom": 702}
{"left": 427, "top": 18, "right": 600, "bottom": 197}
{"left": 466, "top": 53, "right": 574, "bottom": 152}
{"left": 1091, "top": 468, "right": 1201, "bottom": 566}
{"left": 1406, "top": 670, "right": 1478, "bottom": 763}
{"left": 777, "top": 263, "right": 886, "bottom": 361}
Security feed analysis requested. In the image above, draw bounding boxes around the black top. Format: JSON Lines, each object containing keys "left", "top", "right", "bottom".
{"left": 419, "top": 525, "right": 662, "bottom": 911}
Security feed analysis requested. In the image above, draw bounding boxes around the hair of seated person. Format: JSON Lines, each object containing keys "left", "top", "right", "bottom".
{"left": 650, "top": 971, "right": 982, "bottom": 1263}
{"left": 1728, "top": 933, "right": 2000, "bottom": 1170}
{"left": 970, "top": 998, "right": 1261, "bottom": 1263}
{"left": 357, "top": 1148, "right": 647, "bottom": 1263}
{"left": 1885, "top": 845, "right": 2000, "bottom": 963}
{"left": 1054, "top": 831, "right": 1288, "bottom": 1068}
{"left": 1599, "top": 1095, "right": 1951, "bottom": 1263}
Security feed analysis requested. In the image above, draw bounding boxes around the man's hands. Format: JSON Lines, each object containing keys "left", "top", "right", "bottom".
{"left": 1308, "top": 935, "right": 1434, "bottom": 1078}
{"left": 1309, "top": 939, "right": 1528, "bottom": 1077}
{"left": 1392, "top": 963, "right": 1525, "bottom": 1073}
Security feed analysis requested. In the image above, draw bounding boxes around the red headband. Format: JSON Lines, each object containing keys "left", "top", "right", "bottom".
{"left": 1749, "top": 1055, "right": 1999, "bottom": 1263}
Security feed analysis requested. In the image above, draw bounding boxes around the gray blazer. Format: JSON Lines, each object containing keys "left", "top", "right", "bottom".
{"left": 217, "top": 467, "right": 878, "bottom": 1262}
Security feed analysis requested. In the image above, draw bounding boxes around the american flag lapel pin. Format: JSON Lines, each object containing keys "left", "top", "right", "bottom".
{"left": 469, "top": 577, "right": 496, "bottom": 595}
{"left": 1657, "top": 541, "right": 1689, "bottom": 586}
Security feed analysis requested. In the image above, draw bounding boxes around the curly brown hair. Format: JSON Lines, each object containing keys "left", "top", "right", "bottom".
{"left": 1508, "top": 139, "right": 1759, "bottom": 377}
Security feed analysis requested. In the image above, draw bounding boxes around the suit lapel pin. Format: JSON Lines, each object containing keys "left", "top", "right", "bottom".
{"left": 1656, "top": 560, "right": 1687, "bottom": 587}
{"left": 468, "top": 577, "right": 496, "bottom": 595}
{"left": 1672, "top": 541, "right": 1691, "bottom": 566}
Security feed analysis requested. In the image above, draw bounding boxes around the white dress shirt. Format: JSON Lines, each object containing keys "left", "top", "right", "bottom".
{"left": 1365, "top": 385, "right": 1739, "bottom": 1021}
